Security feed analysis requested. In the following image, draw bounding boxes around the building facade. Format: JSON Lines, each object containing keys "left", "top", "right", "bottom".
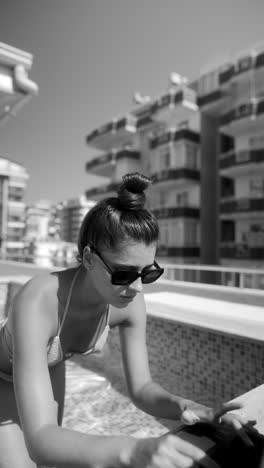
{"left": 86, "top": 43, "right": 264, "bottom": 269}
{"left": 198, "top": 43, "right": 264, "bottom": 268}
{"left": 59, "top": 195, "right": 96, "bottom": 244}
{"left": 85, "top": 78, "right": 201, "bottom": 266}
{"left": 0, "top": 157, "right": 28, "bottom": 261}
{"left": 24, "top": 200, "right": 53, "bottom": 242}
{"left": 0, "top": 42, "right": 38, "bottom": 262}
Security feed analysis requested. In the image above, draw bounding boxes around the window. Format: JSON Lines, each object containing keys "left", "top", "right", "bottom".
{"left": 176, "top": 191, "right": 189, "bottom": 206}
{"left": 159, "top": 145, "right": 170, "bottom": 170}
{"left": 236, "top": 151, "right": 250, "bottom": 163}
{"left": 159, "top": 221, "right": 169, "bottom": 246}
{"left": 249, "top": 178, "right": 264, "bottom": 198}
{"left": 159, "top": 191, "right": 167, "bottom": 207}
{"left": 249, "top": 135, "right": 264, "bottom": 149}
{"left": 198, "top": 70, "right": 219, "bottom": 95}
{"left": 221, "top": 220, "right": 235, "bottom": 242}
{"left": 185, "top": 143, "right": 197, "bottom": 169}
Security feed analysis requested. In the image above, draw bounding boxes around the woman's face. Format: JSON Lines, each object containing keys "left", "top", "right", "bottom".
{"left": 90, "top": 241, "right": 157, "bottom": 308}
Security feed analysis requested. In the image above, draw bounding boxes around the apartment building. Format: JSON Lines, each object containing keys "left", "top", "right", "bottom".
{"left": 25, "top": 200, "right": 51, "bottom": 241}
{"left": 198, "top": 43, "right": 264, "bottom": 268}
{"left": 85, "top": 43, "right": 264, "bottom": 269}
{"left": 0, "top": 157, "right": 28, "bottom": 260}
{"left": 0, "top": 42, "right": 38, "bottom": 262}
{"left": 85, "top": 77, "right": 201, "bottom": 265}
{"left": 59, "top": 195, "right": 96, "bottom": 244}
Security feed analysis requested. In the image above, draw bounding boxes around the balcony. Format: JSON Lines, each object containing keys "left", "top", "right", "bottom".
{"left": 230, "top": 54, "right": 254, "bottom": 83}
{"left": 151, "top": 167, "right": 200, "bottom": 190}
{"left": 156, "top": 245, "right": 199, "bottom": 258}
{"left": 219, "top": 65, "right": 235, "bottom": 86}
{"left": 85, "top": 150, "right": 141, "bottom": 177}
{"left": 197, "top": 72, "right": 232, "bottom": 115}
{"left": 86, "top": 116, "right": 141, "bottom": 151}
{"left": 152, "top": 87, "right": 198, "bottom": 125}
{"left": 152, "top": 206, "right": 200, "bottom": 219}
{"left": 150, "top": 128, "right": 200, "bottom": 149}
{"left": 220, "top": 197, "right": 264, "bottom": 218}
{"left": 0, "top": 43, "right": 38, "bottom": 127}
{"left": 85, "top": 180, "right": 120, "bottom": 200}
{"left": 219, "top": 49, "right": 264, "bottom": 86}
{"left": 8, "top": 200, "right": 25, "bottom": 211}
{"left": 219, "top": 148, "right": 264, "bottom": 176}
{"left": 197, "top": 88, "right": 231, "bottom": 115}
{"left": 220, "top": 242, "right": 264, "bottom": 261}
{"left": 220, "top": 98, "right": 264, "bottom": 135}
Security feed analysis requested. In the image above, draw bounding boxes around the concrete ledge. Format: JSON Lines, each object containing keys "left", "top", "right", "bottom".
{"left": 231, "top": 384, "right": 264, "bottom": 435}
{"left": 145, "top": 291, "right": 264, "bottom": 341}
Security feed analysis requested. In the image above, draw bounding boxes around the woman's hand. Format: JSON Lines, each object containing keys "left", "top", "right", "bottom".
{"left": 123, "top": 434, "right": 220, "bottom": 468}
{"left": 181, "top": 400, "right": 256, "bottom": 447}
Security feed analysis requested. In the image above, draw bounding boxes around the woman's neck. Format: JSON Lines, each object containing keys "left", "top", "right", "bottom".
{"left": 70, "top": 264, "right": 107, "bottom": 311}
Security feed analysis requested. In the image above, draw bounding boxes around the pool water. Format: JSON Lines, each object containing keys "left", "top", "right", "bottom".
{"left": 63, "top": 357, "right": 177, "bottom": 437}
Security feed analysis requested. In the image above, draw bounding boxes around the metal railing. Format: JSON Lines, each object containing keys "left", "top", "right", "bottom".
{"left": 161, "top": 263, "right": 264, "bottom": 290}
{"left": 1, "top": 254, "right": 264, "bottom": 291}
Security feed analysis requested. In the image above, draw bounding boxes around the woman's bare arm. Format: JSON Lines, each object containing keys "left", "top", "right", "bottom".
{"left": 119, "top": 292, "right": 187, "bottom": 419}
{"left": 12, "top": 276, "right": 137, "bottom": 468}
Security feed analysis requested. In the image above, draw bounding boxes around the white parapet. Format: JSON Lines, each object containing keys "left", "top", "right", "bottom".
{"left": 145, "top": 291, "right": 264, "bottom": 341}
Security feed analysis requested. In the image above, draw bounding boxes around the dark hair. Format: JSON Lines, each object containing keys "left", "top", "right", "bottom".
{"left": 77, "top": 172, "right": 159, "bottom": 261}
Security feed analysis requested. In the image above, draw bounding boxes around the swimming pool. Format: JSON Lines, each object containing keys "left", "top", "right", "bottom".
{"left": 63, "top": 356, "right": 177, "bottom": 437}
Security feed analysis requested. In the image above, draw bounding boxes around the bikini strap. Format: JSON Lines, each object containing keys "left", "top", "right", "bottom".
{"left": 106, "top": 303, "right": 111, "bottom": 325}
{"left": 58, "top": 267, "right": 81, "bottom": 335}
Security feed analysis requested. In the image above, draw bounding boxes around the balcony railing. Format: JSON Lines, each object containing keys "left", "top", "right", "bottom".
{"left": 150, "top": 128, "right": 200, "bottom": 149}
{"left": 85, "top": 181, "right": 120, "bottom": 198}
{"left": 1, "top": 256, "right": 264, "bottom": 292}
{"left": 86, "top": 150, "right": 140, "bottom": 171}
{"left": 219, "top": 49, "right": 264, "bottom": 85}
{"left": 153, "top": 88, "right": 197, "bottom": 113}
{"left": 220, "top": 243, "right": 264, "bottom": 261}
{"left": 219, "top": 149, "right": 264, "bottom": 170}
{"left": 152, "top": 206, "right": 200, "bottom": 219}
{"left": 157, "top": 245, "right": 200, "bottom": 257}
{"left": 197, "top": 89, "right": 224, "bottom": 107}
{"left": 86, "top": 122, "right": 115, "bottom": 143}
{"left": 219, "top": 65, "right": 235, "bottom": 85}
{"left": 152, "top": 168, "right": 200, "bottom": 184}
{"left": 160, "top": 262, "right": 264, "bottom": 290}
{"left": 220, "top": 197, "right": 264, "bottom": 214}
{"left": 220, "top": 99, "right": 264, "bottom": 127}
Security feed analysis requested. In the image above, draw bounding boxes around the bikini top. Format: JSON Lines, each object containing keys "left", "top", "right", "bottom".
{"left": 1, "top": 267, "right": 111, "bottom": 368}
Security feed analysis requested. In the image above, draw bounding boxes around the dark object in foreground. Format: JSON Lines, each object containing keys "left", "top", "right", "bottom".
{"left": 172, "top": 423, "right": 264, "bottom": 468}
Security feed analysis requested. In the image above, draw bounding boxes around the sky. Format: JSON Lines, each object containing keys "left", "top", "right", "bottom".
{"left": 0, "top": 0, "right": 264, "bottom": 205}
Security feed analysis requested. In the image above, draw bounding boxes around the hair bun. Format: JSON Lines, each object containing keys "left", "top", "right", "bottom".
{"left": 117, "top": 172, "right": 152, "bottom": 211}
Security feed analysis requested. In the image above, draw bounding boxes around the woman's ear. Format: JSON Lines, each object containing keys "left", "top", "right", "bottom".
{"left": 83, "top": 245, "right": 94, "bottom": 269}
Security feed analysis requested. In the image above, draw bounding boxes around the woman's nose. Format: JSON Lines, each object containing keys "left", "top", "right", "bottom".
{"left": 128, "top": 276, "right": 143, "bottom": 293}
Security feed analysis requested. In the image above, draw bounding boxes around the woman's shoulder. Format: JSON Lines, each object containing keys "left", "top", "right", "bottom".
{"left": 9, "top": 268, "right": 80, "bottom": 330}
{"left": 16, "top": 266, "right": 79, "bottom": 307}
{"left": 21, "top": 271, "right": 59, "bottom": 295}
{"left": 13, "top": 270, "right": 65, "bottom": 313}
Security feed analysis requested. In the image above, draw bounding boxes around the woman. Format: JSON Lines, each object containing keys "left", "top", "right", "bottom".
{"left": 0, "top": 172, "right": 252, "bottom": 468}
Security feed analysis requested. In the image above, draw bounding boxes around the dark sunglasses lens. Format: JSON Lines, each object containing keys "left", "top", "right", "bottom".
{"left": 142, "top": 269, "right": 164, "bottom": 284}
{"left": 112, "top": 271, "right": 138, "bottom": 285}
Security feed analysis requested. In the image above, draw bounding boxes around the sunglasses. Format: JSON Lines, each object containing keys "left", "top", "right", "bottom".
{"left": 90, "top": 245, "right": 164, "bottom": 286}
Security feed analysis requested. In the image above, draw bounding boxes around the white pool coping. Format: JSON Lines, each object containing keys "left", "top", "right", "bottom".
{"left": 145, "top": 291, "right": 264, "bottom": 341}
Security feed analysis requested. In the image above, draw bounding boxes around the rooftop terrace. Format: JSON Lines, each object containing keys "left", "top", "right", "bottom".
{"left": 1, "top": 259, "right": 264, "bottom": 438}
